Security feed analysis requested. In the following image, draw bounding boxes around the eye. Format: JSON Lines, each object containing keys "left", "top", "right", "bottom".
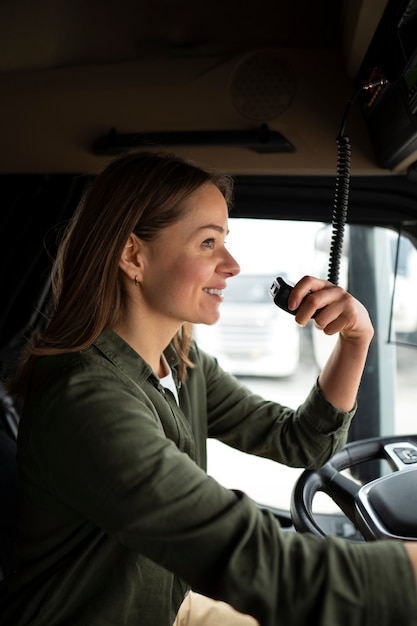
{"left": 202, "top": 238, "right": 215, "bottom": 249}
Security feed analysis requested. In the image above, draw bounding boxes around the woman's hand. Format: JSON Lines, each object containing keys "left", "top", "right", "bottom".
{"left": 288, "top": 276, "right": 374, "bottom": 412}
{"left": 288, "top": 275, "right": 374, "bottom": 345}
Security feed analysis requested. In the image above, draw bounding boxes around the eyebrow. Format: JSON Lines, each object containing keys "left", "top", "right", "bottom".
{"left": 197, "top": 224, "right": 229, "bottom": 234}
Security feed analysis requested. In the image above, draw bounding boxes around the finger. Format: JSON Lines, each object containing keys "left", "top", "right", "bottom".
{"left": 301, "top": 292, "right": 360, "bottom": 331}
{"left": 293, "top": 285, "right": 345, "bottom": 325}
{"left": 290, "top": 277, "right": 342, "bottom": 308}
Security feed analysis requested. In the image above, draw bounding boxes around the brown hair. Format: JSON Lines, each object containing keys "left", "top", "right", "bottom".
{"left": 12, "top": 150, "right": 234, "bottom": 394}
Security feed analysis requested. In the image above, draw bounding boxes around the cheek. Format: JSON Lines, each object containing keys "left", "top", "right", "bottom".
{"left": 145, "top": 251, "right": 210, "bottom": 301}
{"left": 149, "top": 261, "right": 194, "bottom": 301}
{"left": 183, "top": 263, "right": 212, "bottom": 291}
{"left": 172, "top": 257, "right": 210, "bottom": 286}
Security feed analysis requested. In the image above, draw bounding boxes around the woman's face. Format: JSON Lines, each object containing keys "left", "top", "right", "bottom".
{"left": 138, "top": 182, "right": 240, "bottom": 328}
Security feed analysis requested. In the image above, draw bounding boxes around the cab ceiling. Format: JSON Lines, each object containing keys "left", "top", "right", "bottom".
{"left": 1, "top": 0, "right": 344, "bottom": 74}
{"left": 0, "top": 0, "right": 389, "bottom": 175}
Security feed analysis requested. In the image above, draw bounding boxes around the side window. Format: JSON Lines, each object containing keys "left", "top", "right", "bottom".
{"left": 390, "top": 233, "right": 417, "bottom": 345}
{"left": 198, "top": 218, "right": 417, "bottom": 512}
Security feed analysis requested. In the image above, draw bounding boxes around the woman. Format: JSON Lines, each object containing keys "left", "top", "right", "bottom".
{"left": 2, "top": 151, "right": 417, "bottom": 626}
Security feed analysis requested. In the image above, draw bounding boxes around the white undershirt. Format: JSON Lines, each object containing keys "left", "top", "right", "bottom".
{"left": 159, "top": 355, "right": 179, "bottom": 404}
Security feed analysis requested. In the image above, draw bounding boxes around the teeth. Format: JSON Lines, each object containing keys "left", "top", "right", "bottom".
{"left": 204, "top": 288, "right": 223, "bottom": 296}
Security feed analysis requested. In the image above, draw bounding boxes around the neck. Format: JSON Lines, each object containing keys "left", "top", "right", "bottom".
{"left": 112, "top": 318, "right": 179, "bottom": 377}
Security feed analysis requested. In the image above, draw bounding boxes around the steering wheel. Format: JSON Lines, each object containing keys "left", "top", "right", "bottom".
{"left": 290, "top": 434, "right": 417, "bottom": 541}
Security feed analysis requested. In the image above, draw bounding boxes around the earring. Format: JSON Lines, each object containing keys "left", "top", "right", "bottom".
{"left": 134, "top": 276, "right": 138, "bottom": 287}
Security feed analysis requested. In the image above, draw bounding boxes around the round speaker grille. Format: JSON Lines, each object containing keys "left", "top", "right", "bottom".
{"left": 230, "top": 49, "right": 297, "bottom": 121}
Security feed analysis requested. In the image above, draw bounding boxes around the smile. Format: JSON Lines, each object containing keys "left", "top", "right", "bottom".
{"left": 204, "top": 288, "right": 223, "bottom": 296}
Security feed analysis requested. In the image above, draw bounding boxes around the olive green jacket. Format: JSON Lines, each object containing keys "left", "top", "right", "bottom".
{"left": 1, "top": 330, "right": 416, "bottom": 625}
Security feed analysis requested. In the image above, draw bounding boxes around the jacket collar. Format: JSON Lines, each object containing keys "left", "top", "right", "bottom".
{"left": 92, "top": 328, "right": 180, "bottom": 386}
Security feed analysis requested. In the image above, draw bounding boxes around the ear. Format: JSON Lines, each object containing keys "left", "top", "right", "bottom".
{"left": 119, "top": 233, "right": 145, "bottom": 283}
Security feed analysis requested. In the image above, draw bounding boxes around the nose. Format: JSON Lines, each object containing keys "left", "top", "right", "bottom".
{"left": 219, "top": 248, "right": 240, "bottom": 277}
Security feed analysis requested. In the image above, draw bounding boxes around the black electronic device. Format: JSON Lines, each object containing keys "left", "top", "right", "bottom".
{"left": 269, "top": 276, "right": 321, "bottom": 319}
{"left": 357, "top": 0, "right": 417, "bottom": 170}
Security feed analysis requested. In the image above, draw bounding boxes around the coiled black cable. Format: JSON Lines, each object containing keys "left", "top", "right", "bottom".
{"left": 328, "top": 134, "right": 351, "bottom": 285}
{"left": 327, "top": 76, "right": 388, "bottom": 285}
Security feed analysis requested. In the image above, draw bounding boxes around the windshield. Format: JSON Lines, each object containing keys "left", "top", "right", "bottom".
{"left": 203, "top": 218, "right": 417, "bottom": 513}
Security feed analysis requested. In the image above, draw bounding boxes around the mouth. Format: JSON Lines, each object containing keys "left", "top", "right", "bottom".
{"left": 203, "top": 288, "right": 223, "bottom": 297}
{"left": 203, "top": 289, "right": 223, "bottom": 302}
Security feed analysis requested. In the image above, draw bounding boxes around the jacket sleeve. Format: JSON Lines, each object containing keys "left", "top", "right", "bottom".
{"left": 31, "top": 354, "right": 417, "bottom": 626}
{"left": 193, "top": 344, "right": 356, "bottom": 469}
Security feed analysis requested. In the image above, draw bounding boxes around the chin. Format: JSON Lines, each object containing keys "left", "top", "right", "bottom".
{"left": 196, "top": 313, "right": 220, "bottom": 326}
